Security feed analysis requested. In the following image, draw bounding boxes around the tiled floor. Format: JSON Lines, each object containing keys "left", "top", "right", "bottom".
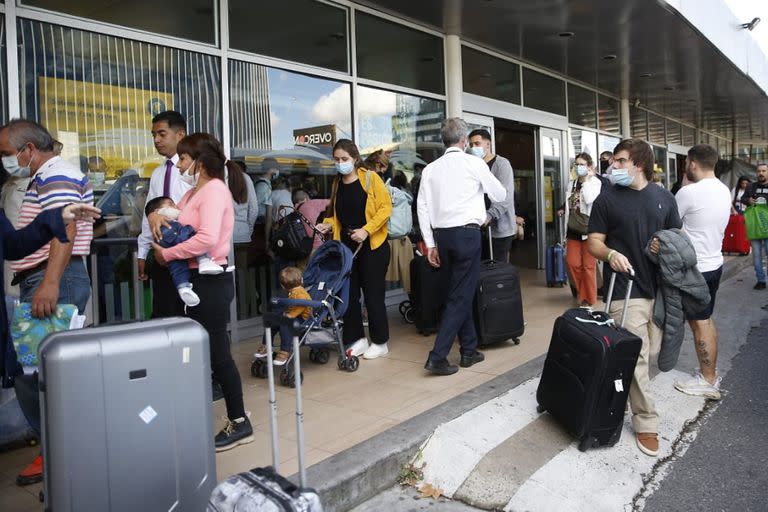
{"left": 0, "top": 267, "right": 576, "bottom": 510}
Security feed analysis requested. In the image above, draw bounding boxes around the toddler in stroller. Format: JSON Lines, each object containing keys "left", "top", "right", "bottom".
{"left": 251, "top": 241, "right": 361, "bottom": 386}
{"left": 254, "top": 266, "right": 312, "bottom": 365}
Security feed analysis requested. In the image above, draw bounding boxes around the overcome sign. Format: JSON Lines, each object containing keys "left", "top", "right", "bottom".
{"left": 293, "top": 124, "right": 336, "bottom": 146}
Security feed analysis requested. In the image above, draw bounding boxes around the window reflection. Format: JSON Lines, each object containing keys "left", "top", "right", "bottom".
{"left": 666, "top": 120, "right": 682, "bottom": 145}
{"left": 462, "top": 46, "right": 520, "bottom": 104}
{"left": 598, "top": 95, "right": 621, "bottom": 134}
{"left": 18, "top": 19, "right": 222, "bottom": 323}
{"left": 570, "top": 129, "right": 597, "bottom": 159}
{"left": 0, "top": 15, "right": 6, "bottom": 126}
{"left": 523, "top": 68, "right": 565, "bottom": 116}
{"left": 568, "top": 85, "right": 596, "bottom": 129}
{"left": 630, "top": 107, "right": 648, "bottom": 140}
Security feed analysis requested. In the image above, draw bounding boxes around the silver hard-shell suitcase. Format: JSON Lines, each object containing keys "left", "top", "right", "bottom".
{"left": 39, "top": 318, "right": 216, "bottom": 511}
{"left": 208, "top": 312, "right": 323, "bottom": 511}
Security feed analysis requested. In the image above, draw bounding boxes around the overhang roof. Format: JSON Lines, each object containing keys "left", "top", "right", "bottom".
{"left": 357, "top": 0, "right": 768, "bottom": 143}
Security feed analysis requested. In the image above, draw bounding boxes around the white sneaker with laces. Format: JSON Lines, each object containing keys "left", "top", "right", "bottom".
{"left": 347, "top": 338, "right": 369, "bottom": 357}
{"left": 198, "top": 257, "right": 224, "bottom": 275}
{"left": 178, "top": 286, "right": 200, "bottom": 307}
{"left": 363, "top": 342, "right": 388, "bottom": 359}
{"left": 674, "top": 370, "right": 722, "bottom": 400}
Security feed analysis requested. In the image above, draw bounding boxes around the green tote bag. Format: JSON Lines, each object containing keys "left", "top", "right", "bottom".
{"left": 745, "top": 204, "right": 768, "bottom": 240}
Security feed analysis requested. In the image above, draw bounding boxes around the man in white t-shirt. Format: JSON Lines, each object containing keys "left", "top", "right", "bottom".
{"left": 672, "top": 144, "right": 731, "bottom": 400}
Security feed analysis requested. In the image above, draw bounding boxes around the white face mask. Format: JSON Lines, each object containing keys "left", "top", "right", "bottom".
{"left": 179, "top": 160, "right": 199, "bottom": 186}
{"left": 576, "top": 165, "right": 588, "bottom": 177}
{"left": 2, "top": 151, "right": 31, "bottom": 178}
{"left": 469, "top": 146, "right": 486, "bottom": 159}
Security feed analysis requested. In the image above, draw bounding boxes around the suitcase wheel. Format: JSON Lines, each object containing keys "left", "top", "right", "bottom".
{"left": 399, "top": 300, "right": 411, "bottom": 316}
{"left": 279, "top": 367, "right": 304, "bottom": 388}
{"left": 337, "top": 354, "right": 360, "bottom": 372}
{"left": 251, "top": 359, "right": 268, "bottom": 379}
{"left": 309, "top": 349, "right": 330, "bottom": 364}
{"left": 578, "top": 436, "right": 596, "bottom": 452}
{"left": 536, "top": 404, "right": 545, "bottom": 414}
{"left": 513, "top": 338, "right": 520, "bottom": 345}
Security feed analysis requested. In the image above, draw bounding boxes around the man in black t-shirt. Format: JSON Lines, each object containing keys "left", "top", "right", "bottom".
{"left": 588, "top": 139, "right": 682, "bottom": 458}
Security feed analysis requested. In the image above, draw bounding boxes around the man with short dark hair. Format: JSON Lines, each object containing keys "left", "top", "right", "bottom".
{"left": 671, "top": 144, "right": 730, "bottom": 400}
{"left": 741, "top": 162, "right": 768, "bottom": 289}
{"left": 599, "top": 150, "right": 614, "bottom": 174}
{"left": 137, "top": 110, "right": 191, "bottom": 317}
{"left": 468, "top": 128, "right": 520, "bottom": 262}
{"left": 588, "top": 138, "right": 682, "bottom": 457}
{"left": 417, "top": 118, "right": 505, "bottom": 375}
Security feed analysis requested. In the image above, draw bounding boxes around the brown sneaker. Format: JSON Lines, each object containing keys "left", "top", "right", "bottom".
{"left": 636, "top": 432, "right": 659, "bottom": 457}
{"left": 273, "top": 350, "right": 291, "bottom": 366}
{"left": 254, "top": 344, "right": 269, "bottom": 359}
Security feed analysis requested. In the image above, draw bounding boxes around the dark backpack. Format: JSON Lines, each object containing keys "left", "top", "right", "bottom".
{"left": 270, "top": 208, "right": 313, "bottom": 260}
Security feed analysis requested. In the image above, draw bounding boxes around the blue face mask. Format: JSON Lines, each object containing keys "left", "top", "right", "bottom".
{"left": 576, "top": 165, "right": 588, "bottom": 177}
{"left": 610, "top": 167, "right": 635, "bottom": 187}
{"left": 336, "top": 161, "right": 355, "bottom": 175}
{"left": 469, "top": 146, "right": 485, "bottom": 159}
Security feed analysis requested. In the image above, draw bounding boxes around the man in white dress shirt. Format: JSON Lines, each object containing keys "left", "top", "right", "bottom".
{"left": 137, "top": 110, "right": 191, "bottom": 318}
{"left": 417, "top": 118, "right": 506, "bottom": 375}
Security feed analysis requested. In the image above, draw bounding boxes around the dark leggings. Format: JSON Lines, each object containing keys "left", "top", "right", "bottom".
{"left": 343, "top": 240, "right": 390, "bottom": 345}
{"left": 186, "top": 271, "right": 246, "bottom": 420}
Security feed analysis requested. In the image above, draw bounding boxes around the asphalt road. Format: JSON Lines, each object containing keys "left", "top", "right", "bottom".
{"left": 643, "top": 313, "right": 768, "bottom": 512}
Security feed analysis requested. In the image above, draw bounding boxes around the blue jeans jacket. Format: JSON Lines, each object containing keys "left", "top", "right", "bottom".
{"left": 157, "top": 221, "right": 196, "bottom": 289}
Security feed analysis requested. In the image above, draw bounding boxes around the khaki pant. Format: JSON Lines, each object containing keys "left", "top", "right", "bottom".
{"left": 607, "top": 298, "right": 662, "bottom": 434}
{"left": 385, "top": 237, "right": 414, "bottom": 294}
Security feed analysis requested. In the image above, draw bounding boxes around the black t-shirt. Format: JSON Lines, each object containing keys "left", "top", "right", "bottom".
{"left": 588, "top": 183, "right": 682, "bottom": 300}
{"left": 335, "top": 179, "right": 368, "bottom": 248}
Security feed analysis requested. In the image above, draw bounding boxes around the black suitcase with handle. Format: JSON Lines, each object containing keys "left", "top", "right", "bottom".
{"left": 473, "top": 227, "right": 525, "bottom": 346}
{"left": 535, "top": 271, "right": 642, "bottom": 451}
{"left": 409, "top": 254, "right": 449, "bottom": 336}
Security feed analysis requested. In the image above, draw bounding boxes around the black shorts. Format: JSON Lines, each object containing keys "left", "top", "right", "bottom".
{"left": 686, "top": 266, "right": 723, "bottom": 321}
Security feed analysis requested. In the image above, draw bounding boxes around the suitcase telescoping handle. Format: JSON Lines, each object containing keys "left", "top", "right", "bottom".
{"left": 604, "top": 268, "right": 635, "bottom": 328}
{"left": 487, "top": 224, "right": 494, "bottom": 261}
{"left": 263, "top": 314, "right": 308, "bottom": 488}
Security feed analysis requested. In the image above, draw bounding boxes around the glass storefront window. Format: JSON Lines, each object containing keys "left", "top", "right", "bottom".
{"left": 599, "top": 134, "right": 620, "bottom": 157}
{"left": 0, "top": 14, "right": 6, "bottom": 126}
{"left": 229, "top": 60, "right": 353, "bottom": 320}
{"left": 356, "top": 12, "right": 444, "bottom": 94}
{"left": 567, "top": 85, "right": 597, "bottom": 129}
{"left": 682, "top": 125, "right": 695, "bottom": 147}
{"left": 18, "top": 19, "right": 222, "bottom": 323}
{"left": 648, "top": 113, "right": 665, "bottom": 145}
{"left": 666, "top": 120, "right": 682, "bottom": 145}
{"left": 22, "top": 0, "right": 217, "bottom": 44}
{"left": 598, "top": 95, "right": 620, "bottom": 134}
{"left": 523, "top": 68, "right": 565, "bottom": 116}
{"left": 462, "top": 46, "right": 520, "bottom": 104}
{"left": 570, "top": 128, "right": 597, "bottom": 160}
{"left": 630, "top": 107, "right": 647, "bottom": 140}
{"left": 356, "top": 85, "right": 445, "bottom": 182}
{"left": 230, "top": 0, "right": 348, "bottom": 73}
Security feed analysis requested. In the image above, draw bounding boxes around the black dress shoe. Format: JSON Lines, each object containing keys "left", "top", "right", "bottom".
{"left": 755, "top": 282, "right": 767, "bottom": 290}
{"left": 460, "top": 351, "right": 485, "bottom": 368}
{"left": 424, "top": 358, "right": 458, "bottom": 375}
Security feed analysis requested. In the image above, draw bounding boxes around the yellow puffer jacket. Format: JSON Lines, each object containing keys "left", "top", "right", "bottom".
{"left": 324, "top": 167, "right": 392, "bottom": 250}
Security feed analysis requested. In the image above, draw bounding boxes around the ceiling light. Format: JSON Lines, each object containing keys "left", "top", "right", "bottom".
{"left": 640, "top": 73, "right": 653, "bottom": 78}
{"left": 741, "top": 17, "right": 761, "bottom": 31}
{"left": 558, "top": 32, "right": 575, "bottom": 38}
{"left": 602, "top": 54, "right": 617, "bottom": 61}
{"left": 664, "top": 86, "right": 675, "bottom": 91}
{"left": 420, "top": 56, "right": 436, "bottom": 63}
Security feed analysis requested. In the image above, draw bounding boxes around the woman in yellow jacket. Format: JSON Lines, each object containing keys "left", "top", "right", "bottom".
{"left": 316, "top": 139, "right": 393, "bottom": 360}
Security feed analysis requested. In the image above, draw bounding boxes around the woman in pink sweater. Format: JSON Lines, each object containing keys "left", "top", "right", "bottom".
{"left": 150, "top": 133, "right": 252, "bottom": 452}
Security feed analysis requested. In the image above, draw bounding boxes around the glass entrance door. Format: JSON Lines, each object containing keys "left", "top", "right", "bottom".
{"left": 538, "top": 128, "right": 567, "bottom": 269}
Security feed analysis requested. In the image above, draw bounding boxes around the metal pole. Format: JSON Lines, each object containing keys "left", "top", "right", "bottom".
{"left": 132, "top": 250, "right": 141, "bottom": 320}
{"left": 444, "top": 34, "right": 463, "bottom": 119}
{"left": 265, "top": 327, "right": 280, "bottom": 470}
{"left": 90, "top": 253, "right": 100, "bottom": 326}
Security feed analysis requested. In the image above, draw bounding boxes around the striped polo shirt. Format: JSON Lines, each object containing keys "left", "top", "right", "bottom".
{"left": 11, "top": 156, "right": 94, "bottom": 272}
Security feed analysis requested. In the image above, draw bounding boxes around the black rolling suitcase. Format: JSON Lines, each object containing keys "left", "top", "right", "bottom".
{"left": 536, "top": 271, "right": 642, "bottom": 451}
{"left": 409, "top": 254, "right": 449, "bottom": 335}
{"left": 208, "top": 315, "right": 322, "bottom": 511}
{"left": 473, "top": 227, "right": 525, "bottom": 346}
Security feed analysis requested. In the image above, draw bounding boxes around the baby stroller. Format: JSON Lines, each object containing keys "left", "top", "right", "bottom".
{"left": 251, "top": 240, "right": 360, "bottom": 387}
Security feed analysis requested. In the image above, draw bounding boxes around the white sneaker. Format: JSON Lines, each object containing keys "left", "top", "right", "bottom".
{"left": 198, "top": 257, "right": 224, "bottom": 275}
{"left": 178, "top": 286, "right": 200, "bottom": 307}
{"left": 674, "top": 370, "right": 722, "bottom": 400}
{"left": 346, "top": 338, "right": 369, "bottom": 357}
{"left": 363, "top": 342, "right": 389, "bottom": 359}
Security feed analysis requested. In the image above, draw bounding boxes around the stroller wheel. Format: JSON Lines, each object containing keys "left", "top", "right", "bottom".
{"left": 251, "top": 359, "right": 267, "bottom": 378}
{"left": 315, "top": 349, "right": 330, "bottom": 364}
{"left": 403, "top": 307, "right": 415, "bottom": 324}
{"left": 347, "top": 355, "right": 360, "bottom": 372}
{"left": 309, "top": 350, "right": 318, "bottom": 363}
{"left": 399, "top": 300, "right": 411, "bottom": 316}
{"left": 337, "top": 356, "right": 347, "bottom": 370}
{"left": 280, "top": 367, "right": 304, "bottom": 388}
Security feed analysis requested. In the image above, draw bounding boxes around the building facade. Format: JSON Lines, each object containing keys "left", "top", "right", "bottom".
{"left": 1, "top": 0, "right": 766, "bottom": 338}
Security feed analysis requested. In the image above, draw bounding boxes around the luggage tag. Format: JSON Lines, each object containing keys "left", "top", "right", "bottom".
{"left": 318, "top": 282, "right": 325, "bottom": 291}
{"left": 614, "top": 379, "right": 624, "bottom": 392}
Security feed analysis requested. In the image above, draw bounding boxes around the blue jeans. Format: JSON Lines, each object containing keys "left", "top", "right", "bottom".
{"left": 430, "top": 227, "right": 481, "bottom": 361}
{"left": 19, "top": 258, "right": 91, "bottom": 313}
{"left": 157, "top": 222, "right": 196, "bottom": 289}
{"left": 752, "top": 238, "right": 768, "bottom": 283}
